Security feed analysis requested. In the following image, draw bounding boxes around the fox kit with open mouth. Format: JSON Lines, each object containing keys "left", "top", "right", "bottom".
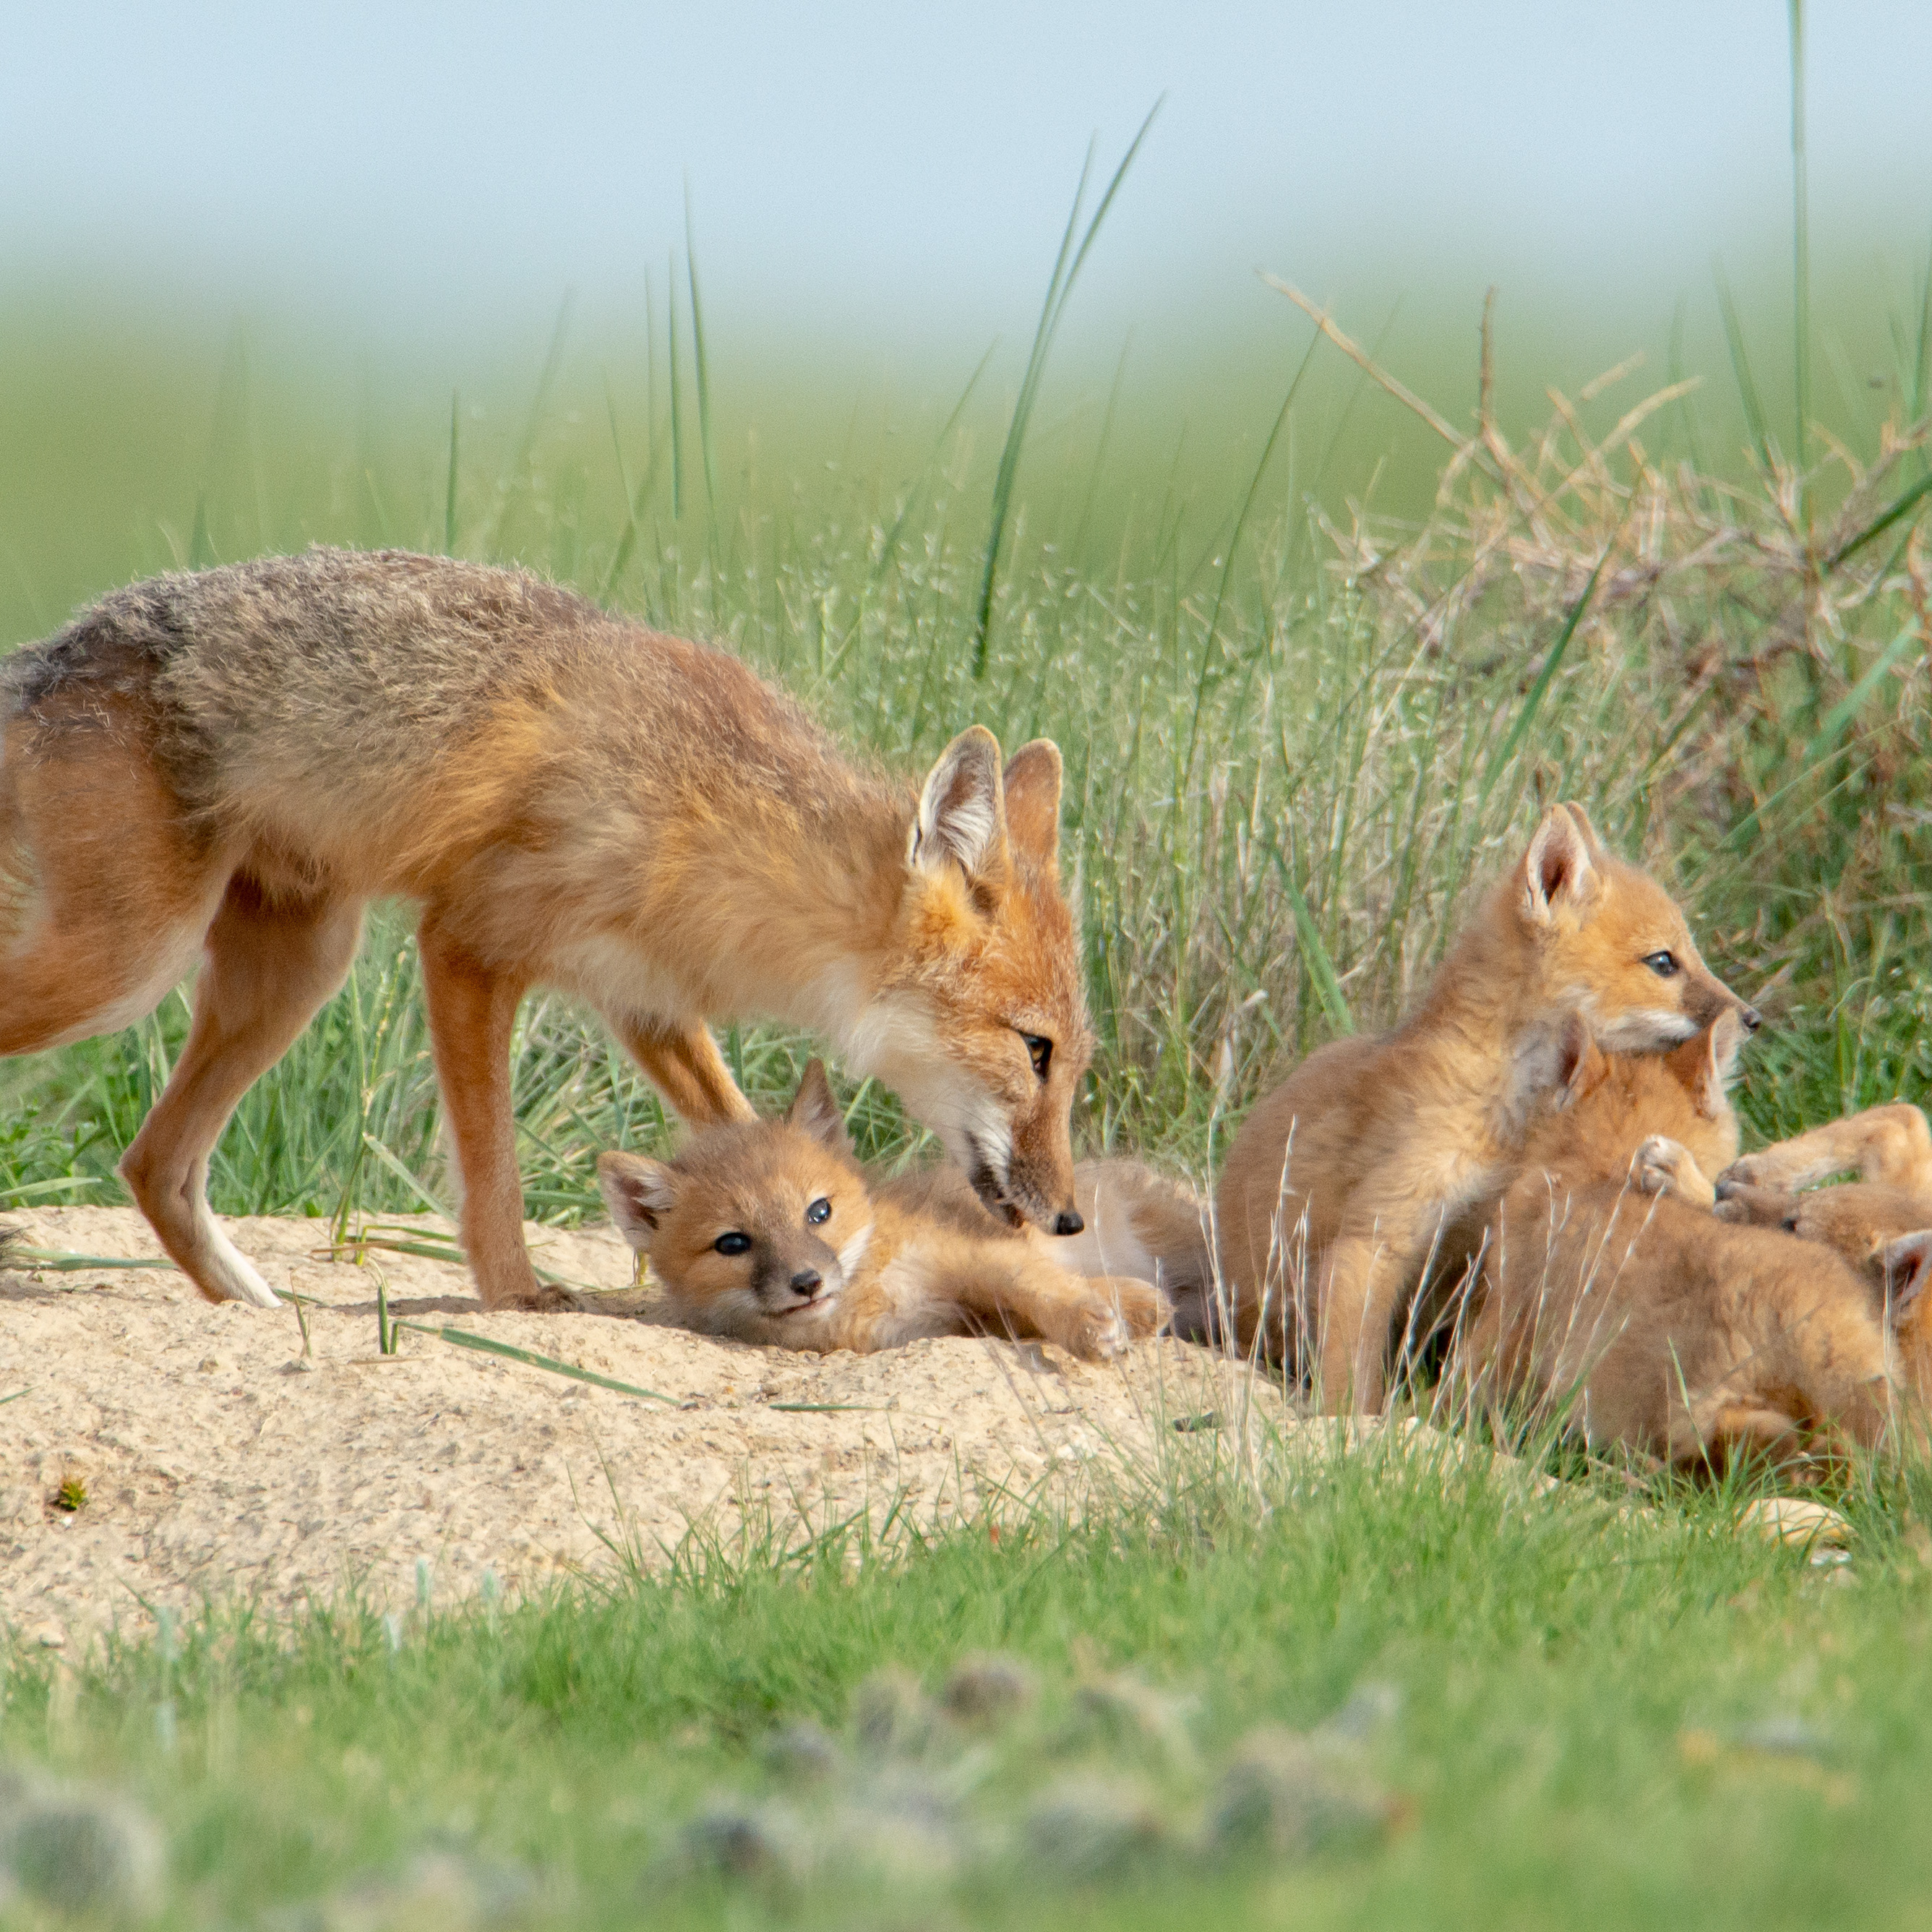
{"left": 0, "top": 549, "right": 1094, "bottom": 1312}
{"left": 1216, "top": 803, "right": 1759, "bottom": 1412}
{"left": 598, "top": 1062, "right": 1167, "bottom": 1360}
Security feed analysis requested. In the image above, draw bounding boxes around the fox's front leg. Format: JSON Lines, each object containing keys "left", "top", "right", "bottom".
{"left": 1316, "top": 1235, "right": 1410, "bottom": 1414}
{"left": 1632, "top": 1135, "right": 1717, "bottom": 1208}
{"left": 1720, "top": 1104, "right": 1932, "bottom": 1197}
{"left": 418, "top": 919, "right": 548, "bottom": 1310}
{"left": 607, "top": 1013, "right": 758, "bottom": 1127}
{"left": 958, "top": 1254, "right": 1167, "bottom": 1361}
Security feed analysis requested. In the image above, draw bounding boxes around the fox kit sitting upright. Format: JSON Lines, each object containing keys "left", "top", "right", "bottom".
{"left": 598, "top": 1063, "right": 1168, "bottom": 1360}
{"left": 1216, "top": 803, "right": 1759, "bottom": 1412}
{"left": 1461, "top": 1014, "right": 1907, "bottom": 1468}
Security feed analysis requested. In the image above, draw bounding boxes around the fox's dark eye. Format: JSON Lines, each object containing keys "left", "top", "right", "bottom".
{"left": 1642, "top": 951, "right": 1679, "bottom": 978}
{"left": 713, "top": 1232, "right": 752, "bottom": 1256}
{"left": 1021, "top": 1033, "right": 1052, "bottom": 1080}
{"left": 805, "top": 1197, "right": 831, "bottom": 1226}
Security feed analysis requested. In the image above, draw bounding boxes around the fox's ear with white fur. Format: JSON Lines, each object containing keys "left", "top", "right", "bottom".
{"left": 1554, "top": 1008, "right": 1607, "bottom": 1106}
{"left": 1665, "top": 1016, "right": 1739, "bottom": 1119}
{"left": 1882, "top": 1230, "right": 1932, "bottom": 1324}
{"left": 1521, "top": 805, "right": 1601, "bottom": 927}
{"left": 911, "top": 726, "right": 1008, "bottom": 884}
{"left": 786, "top": 1059, "right": 854, "bottom": 1158}
{"left": 597, "top": 1151, "right": 677, "bottom": 1250}
{"left": 1001, "top": 739, "right": 1063, "bottom": 868}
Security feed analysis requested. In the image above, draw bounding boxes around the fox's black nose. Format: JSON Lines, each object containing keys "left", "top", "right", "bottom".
{"left": 789, "top": 1267, "right": 823, "bottom": 1297}
{"left": 1053, "top": 1209, "right": 1085, "bottom": 1237}
{"left": 1740, "top": 1005, "right": 1763, "bottom": 1034}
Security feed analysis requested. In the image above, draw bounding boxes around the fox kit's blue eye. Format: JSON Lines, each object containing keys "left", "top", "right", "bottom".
{"left": 1643, "top": 951, "right": 1680, "bottom": 978}
{"left": 713, "top": 1232, "right": 752, "bottom": 1256}
{"left": 805, "top": 1197, "right": 832, "bottom": 1226}
{"left": 1021, "top": 1033, "right": 1052, "bottom": 1080}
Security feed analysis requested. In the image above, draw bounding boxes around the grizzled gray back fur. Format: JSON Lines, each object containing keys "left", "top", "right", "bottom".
{"left": 7, "top": 548, "right": 885, "bottom": 840}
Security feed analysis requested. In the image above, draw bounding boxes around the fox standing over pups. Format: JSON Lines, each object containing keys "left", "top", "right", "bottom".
{"left": 0, "top": 547, "right": 1094, "bottom": 1311}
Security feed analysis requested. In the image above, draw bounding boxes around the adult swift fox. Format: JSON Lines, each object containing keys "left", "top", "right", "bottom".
{"left": 0, "top": 549, "right": 1094, "bottom": 1310}
{"left": 597, "top": 1062, "right": 1167, "bottom": 1357}
{"left": 1216, "top": 803, "right": 1759, "bottom": 1412}
{"left": 1461, "top": 1014, "right": 1907, "bottom": 1467}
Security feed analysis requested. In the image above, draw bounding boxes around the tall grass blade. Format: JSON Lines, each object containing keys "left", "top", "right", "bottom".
{"left": 1788, "top": 0, "right": 1811, "bottom": 494}
{"left": 482, "top": 291, "right": 575, "bottom": 558}
{"left": 1268, "top": 842, "right": 1354, "bottom": 1037}
{"left": 668, "top": 252, "right": 684, "bottom": 520}
{"left": 1714, "top": 259, "right": 1774, "bottom": 474}
{"left": 1480, "top": 545, "right": 1613, "bottom": 801}
{"left": 684, "top": 183, "right": 718, "bottom": 517}
{"left": 1826, "top": 470, "right": 1932, "bottom": 570}
{"left": 970, "top": 100, "right": 1159, "bottom": 678}
{"left": 1804, "top": 624, "right": 1918, "bottom": 761}
{"left": 444, "top": 390, "right": 460, "bottom": 556}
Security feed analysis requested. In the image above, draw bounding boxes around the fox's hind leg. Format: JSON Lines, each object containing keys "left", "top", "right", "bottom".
{"left": 0, "top": 720, "right": 231, "bottom": 1056}
{"left": 119, "top": 878, "right": 363, "bottom": 1307}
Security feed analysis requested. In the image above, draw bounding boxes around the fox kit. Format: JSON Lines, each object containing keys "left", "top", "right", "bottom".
{"left": 1462, "top": 1016, "right": 1907, "bottom": 1467}
{"left": 597, "top": 1062, "right": 1167, "bottom": 1358}
{"left": 1714, "top": 1104, "right": 1932, "bottom": 1401}
{"left": 0, "top": 549, "right": 1094, "bottom": 1312}
{"left": 1216, "top": 803, "right": 1759, "bottom": 1412}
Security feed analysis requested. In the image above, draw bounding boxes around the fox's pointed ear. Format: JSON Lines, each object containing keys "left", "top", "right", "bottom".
{"left": 1882, "top": 1230, "right": 1932, "bottom": 1326}
{"left": 785, "top": 1058, "right": 853, "bottom": 1158}
{"left": 1665, "top": 1016, "right": 1740, "bottom": 1119}
{"left": 1520, "top": 805, "right": 1602, "bottom": 927}
{"left": 1560, "top": 800, "right": 1609, "bottom": 860}
{"left": 1001, "top": 739, "right": 1063, "bottom": 869}
{"left": 1554, "top": 1009, "right": 1608, "bottom": 1106}
{"left": 911, "top": 726, "right": 1008, "bottom": 884}
{"left": 597, "top": 1151, "right": 677, "bottom": 1250}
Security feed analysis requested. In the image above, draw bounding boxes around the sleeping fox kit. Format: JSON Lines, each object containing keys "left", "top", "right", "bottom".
{"left": 598, "top": 1062, "right": 1168, "bottom": 1360}
{"left": 1461, "top": 1015, "right": 1912, "bottom": 1468}
{"left": 1216, "top": 802, "right": 1760, "bottom": 1412}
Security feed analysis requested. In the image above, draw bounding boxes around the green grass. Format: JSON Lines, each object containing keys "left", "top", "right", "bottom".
{"left": 7, "top": 1433, "right": 1932, "bottom": 1928}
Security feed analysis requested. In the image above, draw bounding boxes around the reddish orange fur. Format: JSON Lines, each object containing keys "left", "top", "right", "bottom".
{"left": 1460, "top": 1020, "right": 1903, "bottom": 1468}
{"left": 598, "top": 1063, "right": 1165, "bottom": 1358}
{"left": 1216, "top": 804, "right": 1757, "bottom": 1412}
{"left": 0, "top": 551, "right": 1093, "bottom": 1311}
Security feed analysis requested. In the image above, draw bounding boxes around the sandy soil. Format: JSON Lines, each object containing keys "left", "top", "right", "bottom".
{"left": 1, "top": 1207, "right": 1290, "bottom": 1649}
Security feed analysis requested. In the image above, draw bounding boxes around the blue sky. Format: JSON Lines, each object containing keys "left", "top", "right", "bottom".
{"left": 5, "top": 1, "right": 1928, "bottom": 357}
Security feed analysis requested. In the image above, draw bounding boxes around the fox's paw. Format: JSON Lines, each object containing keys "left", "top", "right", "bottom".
{"left": 1714, "top": 1152, "right": 1782, "bottom": 1193}
{"left": 1054, "top": 1279, "right": 1169, "bottom": 1360}
{"left": 1633, "top": 1135, "right": 1715, "bottom": 1208}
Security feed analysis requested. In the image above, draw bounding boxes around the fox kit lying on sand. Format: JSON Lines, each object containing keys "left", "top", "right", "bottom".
{"left": 0, "top": 549, "right": 1094, "bottom": 1311}
{"left": 1714, "top": 1103, "right": 1932, "bottom": 1400}
{"left": 597, "top": 1062, "right": 1167, "bottom": 1358}
{"left": 1216, "top": 803, "right": 1759, "bottom": 1412}
{"left": 1461, "top": 1015, "right": 1909, "bottom": 1467}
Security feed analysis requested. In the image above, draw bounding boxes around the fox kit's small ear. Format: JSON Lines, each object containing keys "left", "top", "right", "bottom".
{"left": 786, "top": 1058, "right": 854, "bottom": 1158}
{"left": 912, "top": 726, "right": 1008, "bottom": 884}
{"left": 1001, "top": 739, "right": 1063, "bottom": 868}
{"left": 1554, "top": 1009, "right": 1607, "bottom": 1105}
{"left": 1559, "top": 800, "right": 1609, "bottom": 860}
{"left": 1881, "top": 1229, "right": 1932, "bottom": 1324}
{"left": 1520, "top": 804, "right": 1601, "bottom": 927}
{"left": 1665, "top": 1018, "right": 1738, "bottom": 1119}
{"left": 597, "top": 1151, "right": 677, "bottom": 1250}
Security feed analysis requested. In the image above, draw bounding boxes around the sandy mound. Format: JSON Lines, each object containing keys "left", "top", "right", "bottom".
{"left": 1, "top": 1207, "right": 1288, "bottom": 1647}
